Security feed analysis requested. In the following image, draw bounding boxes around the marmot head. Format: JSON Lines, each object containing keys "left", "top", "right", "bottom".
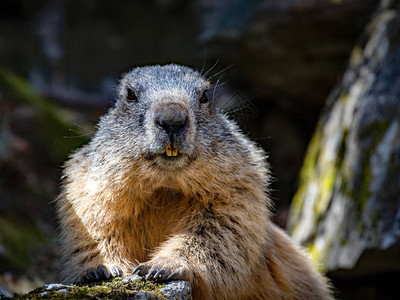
{"left": 103, "top": 64, "right": 219, "bottom": 171}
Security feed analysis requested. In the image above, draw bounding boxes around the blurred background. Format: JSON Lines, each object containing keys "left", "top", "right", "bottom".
{"left": 0, "top": 0, "right": 399, "bottom": 299}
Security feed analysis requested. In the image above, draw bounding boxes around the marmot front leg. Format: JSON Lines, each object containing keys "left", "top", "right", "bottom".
{"left": 133, "top": 255, "right": 190, "bottom": 282}
{"left": 59, "top": 226, "right": 125, "bottom": 283}
{"left": 132, "top": 205, "right": 266, "bottom": 299}
{"left": 61, "top": 242, "right": 125, "bottom": 284}
{"left": 132, "top": 233, "right": 194, "bottom": 282}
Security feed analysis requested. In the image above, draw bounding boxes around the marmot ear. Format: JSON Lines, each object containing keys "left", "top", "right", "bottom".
{"left": 126, "top": 88, "right": 138, "bottom": 102}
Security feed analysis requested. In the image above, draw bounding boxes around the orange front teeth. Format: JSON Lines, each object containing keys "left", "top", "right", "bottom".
{"left": 165, "top": 144, "right": 179, "bottom": 157}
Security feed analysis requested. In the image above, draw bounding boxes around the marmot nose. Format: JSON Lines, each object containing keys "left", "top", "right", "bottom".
{"left": 155, "top": 103, "right": 188, "bottom": 135}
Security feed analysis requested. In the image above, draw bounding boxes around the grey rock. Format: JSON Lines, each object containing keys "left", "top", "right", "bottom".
{"left": 43, "top": 283, "right": 68, "bottom": 290}
{"left": 121, "top": 274, "right": 142, "bottom": 283}
{"left": 0, "top": 286, "right": 11, "bottom": 299}
{"left": 288, "top": 1, "right": 400, "bottom": 273}
{"left": 133, "top": 291, "right": 153, "bottom": 300}
{"left": 122, "top": 275, "right": 192, "bottom": 300}
{"left": 159, "top": 280, "right": 192, "bottom": 300}
{"left": 15, "top": 276, "right": 191, "bottom": 299}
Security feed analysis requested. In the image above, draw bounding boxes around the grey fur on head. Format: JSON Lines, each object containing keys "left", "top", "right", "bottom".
{"left": 92, "top": 64, "right": 257, "bottom": 173}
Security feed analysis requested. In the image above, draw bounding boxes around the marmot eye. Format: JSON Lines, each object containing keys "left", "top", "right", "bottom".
{"left": 199, "top": 92, "right": 208, "bottom": 104}
{"left": 127, "top": 88, "right": 138, "bottom": 101}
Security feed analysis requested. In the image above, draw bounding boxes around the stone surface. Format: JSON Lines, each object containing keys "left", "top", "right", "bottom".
{"left": 11, "top": 276, "right": 192, "bottom": 300}
{"left": 159, "top": 280, "right": 192, "bottom": 300}
{"left": 0, "top": 286, "right": 11, "bottom": 299}
{"left": 288, "top": 0, "right": 400, "bottom": 274}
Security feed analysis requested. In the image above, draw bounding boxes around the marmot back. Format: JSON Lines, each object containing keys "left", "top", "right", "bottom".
{"left": 56, "top": 64, "right": 333, "bottom": 299}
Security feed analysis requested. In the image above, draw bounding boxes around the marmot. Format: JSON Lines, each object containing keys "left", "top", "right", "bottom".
{"left": 56, "top": 64, "right": 333, "bottom": 299}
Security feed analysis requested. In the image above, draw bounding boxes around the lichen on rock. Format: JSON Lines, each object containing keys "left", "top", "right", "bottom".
{"left": 288, "top": 2, "right": 400, "bottom": 273}
{"left": 10, "top": 276, "right": 191, "bottom": 300}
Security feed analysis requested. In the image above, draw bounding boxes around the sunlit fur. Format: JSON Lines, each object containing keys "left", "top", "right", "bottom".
{"left": 56, "top": 64, "right": 333, "bottom": 299}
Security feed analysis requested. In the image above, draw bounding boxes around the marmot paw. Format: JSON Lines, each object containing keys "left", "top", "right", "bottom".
{"left": 132, "top": 260, "right": 187, "bottom": 282}
{"left": 81, "top": 264, "right": 123, "bottom": 283}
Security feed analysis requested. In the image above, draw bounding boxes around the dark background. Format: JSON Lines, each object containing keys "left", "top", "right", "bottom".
{"left": 0, "top": 0, "right": 381, "bottom": 296}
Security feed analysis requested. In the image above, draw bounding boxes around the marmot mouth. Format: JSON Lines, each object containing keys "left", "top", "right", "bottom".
{"left": 142, "top": 148, "right": 197, "bottom": 170}
{"left": 143, "top": 149, "right": 186, "bottom": 161}
{"left": 165, "top": 144, "right": 179, "bottom": 157}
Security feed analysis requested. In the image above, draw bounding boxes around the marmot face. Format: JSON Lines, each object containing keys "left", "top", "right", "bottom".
{"left": 111, "top": 64, "right": 212, "bottom": 171}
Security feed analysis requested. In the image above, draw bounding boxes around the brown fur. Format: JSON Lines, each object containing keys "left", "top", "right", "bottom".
{"left": 56, "top": 64, "right": 333, "bottom": 299}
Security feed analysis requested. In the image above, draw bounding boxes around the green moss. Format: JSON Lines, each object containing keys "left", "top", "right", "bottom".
{"left": 308, "top": 243, "right": 325, "bottom": 273}
{"left": 307, "top": 227, "right": 335, "bottom": 273}
{"left": 291, "top": 115, "right": 351, "bottom": 268}
{"left": 339, "top": 119, "right": 391, "bottom": 233}
{"left": 290, "top": 90, "right": 394, "bottom": 271}
{"left": 349, "top": 45, "right": 363, "bottom": 66}
{"left": 356, "top": 163, "right": 372, "bottom": 211}
{"left": 304, "top": 128, "right": 352, "bottom": 270}
{"left": 360, "top": 120, "right": 391, "bottom": 140}
{"left": 354, "top": 120, "right": 391, "bottom": 211}
{"left": 289, "top": 123, "right": 323, "bottom": 233}
{"left": 314, "top": 157, "right": 336, "bottom": 215}
{"left": 13, "top": 277, "right": 167, "bottom": 300}
{"left": 290, "top": 121, "right": 339, "bottom": 233}
{"left": 339, "top": 93, "right": 349, "bottom": 103}
{"left": 307, "top": 228, "right": 333, "bottom": 273}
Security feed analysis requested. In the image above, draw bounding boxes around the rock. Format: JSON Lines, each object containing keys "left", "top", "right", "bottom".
{"left": 159, "top": 280, "right": 192, "bottom": 300}
{"left": 0, "top": 286, "right": 11, "bottom": 299}
{"left": 287, "top": 0, "right": 400, "bottom": 276}
{"left": 122, "top": 275, "right": 191, "bottom": 300}
{"left": 43, "top": 283, "right": 68, "bottom": 290}
{"left": 11, "top": 276, "right": 191, "bottom": 300}
{"left": 287, "top": 4, "right": 400, "bottom": 299}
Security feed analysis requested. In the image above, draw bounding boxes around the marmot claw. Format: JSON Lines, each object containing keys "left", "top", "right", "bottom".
{"left": 133, "top": 263, "right": 184, "bottom": 282}
{"left": 81, "top": 264, "right": 123, "bottom": 283}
